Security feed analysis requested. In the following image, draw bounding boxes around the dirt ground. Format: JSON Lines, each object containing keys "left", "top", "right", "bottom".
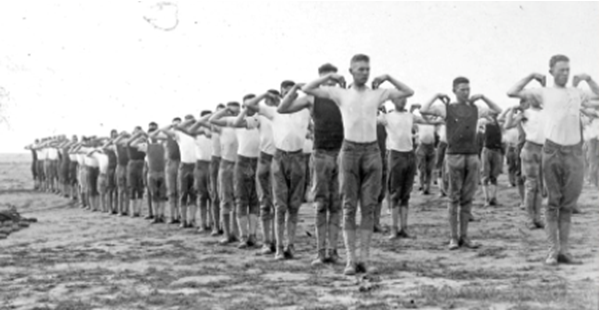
{"left": 1, "top": 153, "right": 598, "bottom": 310}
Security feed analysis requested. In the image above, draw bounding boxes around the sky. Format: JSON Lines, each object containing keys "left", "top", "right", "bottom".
{"left": 1, "top": 1, "right": 598, "bottom": 153}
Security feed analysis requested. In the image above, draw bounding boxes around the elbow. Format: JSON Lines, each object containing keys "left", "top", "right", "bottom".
{"left": 276, "top": 106, "right": 288, "bottom": 114}
{"left": 506, "top": 91, "right": 519, "bottom": 98}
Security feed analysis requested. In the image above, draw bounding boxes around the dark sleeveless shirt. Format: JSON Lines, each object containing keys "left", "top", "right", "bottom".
{"left": 116, "top": 145, "right": 130, "bottom": 166}
{"left": 446, "top": 103, "right": 479, "bottom": 155}
{"left": 147, "top": 143, "right": 166, "bottom": 173}
{"left": 313, "top": 97, "right": 344, "bottom": 151}
{"left": 165, "top": 136, "right": 181, "bottom": 161}
{"left": 127, "top": 145, "right": 146, "bottom": 161}
{"left": 484, "top": 120, "right": 503, "bottom": 150}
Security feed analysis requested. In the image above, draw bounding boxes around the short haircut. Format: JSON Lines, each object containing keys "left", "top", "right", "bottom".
{"left": 318, "top": 63, "right": 338, "bottom": 74}
{"left": 280, "top": 80, "right": 295, "bottom": 89}
{"left": 216, "top": 103, "right": 226, "bottom": 109}
{"left": 184, "top": 114, "right": 194, "bottom": 120}
{"left": 267, "top": 89, "right": 280, "bottom": 97}
{"left": 148, "top": 122, "right": 157, "bottom": 127}
{"left": 227, "top": 101, "right": 240, "bottom": 107}
{"left": 110, "top": 129, "right": 118, "bottom": 134}
{"left": 134, "top": 126, "right": 142, "bottom": 131}
{"left": 243, "top": 94, "right": 256, "bottom": 102}
{"left": 172, "top": 117, "right": 181, "bottom": 122}
{"left": 549, "top": 54, "right": 569, "bottom": 68}
{"left": 350, "top": 54, "right": 370, "bottom": 64}
{"left": 200, "top": 110, "right": 211, "bottom": 117}
{"left": 452, "top": 77, "right": 470, "bottom": 89}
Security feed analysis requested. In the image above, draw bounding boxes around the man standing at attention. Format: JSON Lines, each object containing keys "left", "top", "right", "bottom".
{"left": 303, "top": 54, "right": 414, "bottom": 275}
{"left": 212, "top": 98, "right": 262, "bottom": 249}
{"left": 414, "top": 107, "right": 437, "bottom": 195}
{"left": 507, "top": 54, "right": 599, "bottom": 265}
{"left": 242, "top": 92, "right": 278, "bottom": 254}
{"left": 209, "top": 103, "right": 242, "bottom": 245}
{"left": 504, "top": 99, "right": 546, "bottom": 230}
{"left": 246, "top": 81, "right": 310, "bottom": 260}
{"left": 149, "top": 117, "right": 183, "bottom": 223}
{"left": 277, "top": 63, "right": 345, "bottom": 266}
{"left": 380, "top": 98, "right": 443, "bottom": 240}
{"left": 421, "top": 77, "right": 502, "bottom": 251}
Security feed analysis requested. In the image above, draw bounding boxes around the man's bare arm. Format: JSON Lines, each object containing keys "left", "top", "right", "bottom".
{"left": 231, "top": 108, "right": 249, "bottom": 128}
{"left": 372, "top": 74, "right": 415, "bottom": 100}
{"left": 245, "top": 93, "right": 268, "bottom": 114}
{"left": 507, "top": 73, "right": 545, "bottom": 99}
{"left": 420, "top": 93, "right": 449, "bottom": 119}
{"left": 503, "top": 106, "right": 524, "bottom": 130}
{"left": 209, "top": 108, "right": 233, "bottom": 127}
{"left": 302, "top": 73, "right": 345, "bottom": 99}
{"left": 278, "top": 84, "right": 313, "bottom": 114}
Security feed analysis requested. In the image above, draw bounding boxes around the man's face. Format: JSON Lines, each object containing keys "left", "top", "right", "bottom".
{"left": 72, "top": 135, "right": 78, "bottom": 142}
{"left": 349, "top": 61, "right": 370, "bottom": 86}
{"left": 281, "top": 85, "right": 293, "bottom": 96}
{"left": 172, "top": 119, "right": 181, "bottom": 127}
{"left": 227, "top": 105, "right": 241, "bottom": 116}
{"left": 550, "top": 61, "right": 570, "bottom": 87}
{"left": 243, "top": 102, "right": 256, "bottom": 116}
{"left": 265, "top": 94, "right": 280, "bottom": 107}
{"left": 391, "top": 98, "right": 406, "bottom": 111}
{"left": 148, "top": 124, "right": 158, "bottom": 132}
{"left": 110, "top": 130, "right": 118, "bottom": 139}
{"left": 320, "top": 71, "right": 337, "bottom": 86}
{"left": 453, "top": 83, "right": 471, "bottom": 103}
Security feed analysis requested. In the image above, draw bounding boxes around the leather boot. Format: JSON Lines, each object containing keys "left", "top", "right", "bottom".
{"left": 237, "top": 215, "right": 250, "bottom": 249}
{"left": 448, "top": 207, "right": 459, "bottom": 250}
{"left": 399, "top": 205, "right": 414, "bottom": 238}
{"left": 459, "top": 209, "right": 480, "bottom": 249}
{"left": 358, "top": 229, "right": 377, "bottom": 274}
{"left": 388, "top": 206, "right": 400, "bottom": 240}
{"left": 557, "top": 211, "right": 582, "bottom": 265}
{"left": 544, "top": 210, "right": 559, "bottom": 266}
{"left": 342, "top": 229, "right": 357, "bottom": 275}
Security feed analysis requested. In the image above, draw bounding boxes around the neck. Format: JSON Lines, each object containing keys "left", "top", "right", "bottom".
{"left": 352, "top": 82, "right": 366, "bottom": 90}
{"left": 553, "top": 82, "right": 566, "bottom": 88}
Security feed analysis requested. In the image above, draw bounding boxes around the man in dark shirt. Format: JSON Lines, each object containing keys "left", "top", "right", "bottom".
{"left": 421, "top": 77, "right": 502, "bottom": 250}
{"left": 480, "top": 114, "right": 504, "bottom": 206}
{"left": 277, "top": 63, "right": 345, "bottom": 266}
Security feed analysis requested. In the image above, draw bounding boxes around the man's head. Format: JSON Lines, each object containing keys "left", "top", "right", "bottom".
{"left": 133, "top": 126, "right": 143, "bottom": 135}
{"left": 318, "top": 63, "right": 338, "bottom": 86}
{"left": 216, "top": 103, "right": 226, "bottom": 112}
{"left": 148, "top": 122, "right": 158, "bottom": 133}
{"left": 280, "top": 80, "right": 295, "bottom": 96}
{"left": 226, "top": 101, "right": 241, "bottom": 116}
{"left": 349, "top": 54, "right": 370, "bottom": 87}
{"left": 200, "top": 110, "right": 211, "bottom": 117}
{"left": 172, "top": 117, "right": 182, "bottom": 126}
{"left": 410, "top": 103, "right": 421, "bottom": 113}
{"left": 110, "top": 129, "right": 118, "bottom": 139}
{"left": 265, "top": 89, "right": 281, "bottom": 107}
{"left": 184, "top": 114, "right": 195, "bottom": 122}
{"left": 452, "top": 77, "right": 470, "bottom": 104}
{"left": 549, "top": 54, "right": 570, "bottom": 87}
{"left": 392, "top": 98, "right": 408, "bottom": 111}
{"left": 243, "top": 94, "right": 257, "bottom": 116}
{"left": 71, "top": 135, "right": 78, "bottom": 142}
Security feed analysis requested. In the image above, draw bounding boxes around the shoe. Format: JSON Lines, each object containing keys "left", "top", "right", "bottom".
{"left": 119, "top": 212, "right": 128, "bottom": 217}
{"left": 373, "top": 224, "right": 383, "bottom": 233}
{"left": 397, "top": 230, "right": 414, "bottom": 239}
{"left": 283, "top": 245, "right": 295, "bottom": 259}
{"left": 489, "top": 198, "right": 497, "bottom": 206}
{"left": 557, "top": 253, "right": 582, "bottom": 265}
{"left": 544, "top": 254, "right": 558, "bottom": 266}
{"left": 526, "top": 222, "right": 538, "bottom": 230}
{"left": 311, "top": 249, "right": 326, "bottom": 266}
{"left": 275, "top": 247, "right": 286, "bottom": 261}
{"left": 448, "top": 239, "right": 459, "bottom": 250}
{"left": 535, "top": 221, "right": 545, "bottom": 229}
{"left": 388, "top": 231, "right": 400, "bottom": 240}
{"left": 459, "top": 237, "right": 481, "bottom": 249}
{"left": 237, "top": 238, "right": 250, "bottom": 249}
{"left": 326, "top": 249, "right": 340, "bottom": 264}
{"left": 356, "top": 263, "right": 368, "bottom": 274}
{"left": 197, "top": 226, "right": 210, "bottom": 234}
{"left": 179, "top": 222, "right": 188, "bottom": 229}
{"left": 343, "top": 262, "right": 357, "bottom": 276}
{"left": 219, "top": 236, "right": 237, "bottom": 245}
{"left": 151, "top": 218, "right": 162, "bottom": 224}
{"left": 259, "top": 243, "right": 275, "bottom": 255}
{"left": 210, "top": 229, "right": 222, "bottom": 237}
{"left": 144, "top": 215, "right": 154, "bottom": 220}
{"left": 247, "top": 235, "right": 257, "bottom": 248}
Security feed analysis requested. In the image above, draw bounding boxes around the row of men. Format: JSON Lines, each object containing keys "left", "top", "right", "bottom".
{"left": 26, "top": 53, "right": 599, "bottom": 274}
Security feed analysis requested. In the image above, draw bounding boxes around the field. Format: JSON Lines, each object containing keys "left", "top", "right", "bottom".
{"left": 0, "top": 153, "right": 598, "bottom": 309}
